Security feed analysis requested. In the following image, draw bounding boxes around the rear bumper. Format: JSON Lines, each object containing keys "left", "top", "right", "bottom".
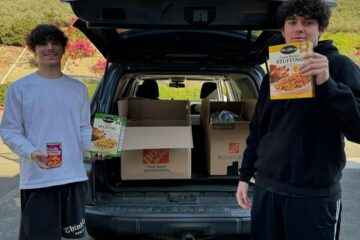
{"left": 85, "top": 206, "right": 251, "bottom": 237}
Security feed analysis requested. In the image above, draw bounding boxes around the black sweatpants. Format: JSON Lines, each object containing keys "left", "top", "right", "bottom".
{"left": 251, "top": 185, "right": 341, "bottom": 240}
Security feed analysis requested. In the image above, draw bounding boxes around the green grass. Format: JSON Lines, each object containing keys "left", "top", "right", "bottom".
{"left": 322, "top": 32, "right": 360, "bottom": 65}
{"left": 87, "top": 81, "right": 201, "bottom": 101}
{"left": 328, "top": 0, "right": 360, "bottom": 32}
{"left": 158, "top": 81, "right": 202, "bottom": 100}
{"left": 322, "top": 32, "right": 360, "bottom": 54}
{"left": 87, "top": 83, "right": 98, "bottom": 99}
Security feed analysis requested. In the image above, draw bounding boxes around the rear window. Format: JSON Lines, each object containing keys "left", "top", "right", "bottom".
{"left": 136, "top": 79, "right": 219, "bottom": 101}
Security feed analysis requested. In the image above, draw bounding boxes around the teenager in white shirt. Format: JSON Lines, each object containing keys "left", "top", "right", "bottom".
{"left": 0, "top": 24, "right": 92, "bottom": 240}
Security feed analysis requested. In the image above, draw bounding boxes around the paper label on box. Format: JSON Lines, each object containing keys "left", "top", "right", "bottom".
{"left": 90, "top": 113, "right": 126, "bottom": 157}
{"left": 143, "top": 149, "right": 170, "bottom": 164}
{"left": 144, "top": 164, "right": 170, "bottom": 173}
{"left": 268, "top": 41, "right": 314, "bottom": 100}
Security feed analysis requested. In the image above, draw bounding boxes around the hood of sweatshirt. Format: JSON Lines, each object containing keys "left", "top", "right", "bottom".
{"left": 315, "top": 40, "right": 339, "bottom": 56}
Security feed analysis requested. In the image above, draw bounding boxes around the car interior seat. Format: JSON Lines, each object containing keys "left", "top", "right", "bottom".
{"left": 200, "top": 82, "right": 217, "bottom": 99}
{"left": 191, "top": 82, "right": 218, "bottom": 114}
{"left": 136, "top": 80, "right": 159, "bottom": 99}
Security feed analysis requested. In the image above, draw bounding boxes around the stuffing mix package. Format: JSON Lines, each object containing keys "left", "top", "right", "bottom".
{"left": 268, "top": 40, "right": 314, "bottom": 100}
{"left": 89, "top": 113, "right": 126, "bottom": 157}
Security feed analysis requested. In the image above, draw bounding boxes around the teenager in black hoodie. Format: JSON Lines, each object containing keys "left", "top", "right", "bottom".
{"left": 236, "top": 0, "right": 360, "bottom": 239}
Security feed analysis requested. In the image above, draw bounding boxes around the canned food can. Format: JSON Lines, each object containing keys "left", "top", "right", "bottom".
{"left": 46, "top": 142, "right": 62, "bottom": 168}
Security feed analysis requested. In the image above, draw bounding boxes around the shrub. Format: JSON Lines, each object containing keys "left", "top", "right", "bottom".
{"left": 91, "top": 60, "right": 107, "bottom": 75}
{"left": 0, "top": 83, "right": 11, "bottom": 107}
{"left": 1, "top": 18, "right": 38, "bottom": 46}
{"left": 66, "top": 39, "right": 97, "bottom": 59}
{"left": 0, "top": 0, "right": 73, "bottom": 45}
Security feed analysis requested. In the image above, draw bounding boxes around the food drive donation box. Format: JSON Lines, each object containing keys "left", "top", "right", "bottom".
{"left": 118, "top": 98, "right": 193, "bottom": 180}
{"left": 201, "top": 99, "right": 254, "bottom": 175}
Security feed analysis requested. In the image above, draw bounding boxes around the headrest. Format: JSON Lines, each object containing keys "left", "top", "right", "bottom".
{"left": 136, "top": 80, "right": 159, "bottom": 99}
{"left": 200, "top": 82, "right": 217, "bottom": 99}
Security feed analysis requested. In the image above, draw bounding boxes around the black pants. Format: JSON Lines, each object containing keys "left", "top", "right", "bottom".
{"left": 251, "top": 185, "right": 341, "bottom": 240}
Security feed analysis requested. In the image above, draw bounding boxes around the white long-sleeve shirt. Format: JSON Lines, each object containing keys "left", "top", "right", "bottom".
{"left": 0, "top": 72, "right": 92, "bottom": 189}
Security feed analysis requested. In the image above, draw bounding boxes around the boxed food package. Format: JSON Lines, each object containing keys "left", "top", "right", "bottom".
{"left": 200, "top": 99, "right": 255, "bottom": 175}
{"left": 268, "top": 40, "right": 314, "bottom": 100}
{"left": 89, "top": 113, "right": 126, "bottom": 157}
{"left": 118, "top": 98, "right": 193, "bottom": 180}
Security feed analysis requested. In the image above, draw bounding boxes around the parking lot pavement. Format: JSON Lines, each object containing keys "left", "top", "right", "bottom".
{"left": 0, "top": 188, "right": 20, "bottom": 240}
{"left": 0, "top": 140, "right": 20, "bottom": 240}
{"left": 340, "top": 168, "right": 360, "bottom": 240}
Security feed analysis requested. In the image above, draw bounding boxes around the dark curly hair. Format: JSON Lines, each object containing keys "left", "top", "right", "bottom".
{"left": 25, "top": 24, "right": 68, "bottom": 52}
{"left": 277, "top": 0, "right": 331, "bottom": 30}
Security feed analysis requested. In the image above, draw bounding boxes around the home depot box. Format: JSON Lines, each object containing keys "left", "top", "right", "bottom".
{"left": 118, "top": 98, "right": 193, "bottom": 180}
{"left": 201, "top": 99, "right": 254, "bottom": 175}
{"left": 268, "top": 40, "right": 314, "bottom": 100}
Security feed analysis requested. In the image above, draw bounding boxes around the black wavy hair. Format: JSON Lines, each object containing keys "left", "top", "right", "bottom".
{"left": 25, "top": 24, "right": 68, "bottom": 52}
{"left": 277, "top": 0, "right": 331, "bottom": 30}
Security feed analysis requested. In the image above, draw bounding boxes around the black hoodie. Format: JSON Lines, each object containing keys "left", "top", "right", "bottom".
{"left": 239, "top": 40, "right": 360, "bottom": 197}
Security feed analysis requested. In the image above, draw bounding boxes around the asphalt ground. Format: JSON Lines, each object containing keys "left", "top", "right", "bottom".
{"left": 0, "top": 108, "right": 360, "bottom": 240}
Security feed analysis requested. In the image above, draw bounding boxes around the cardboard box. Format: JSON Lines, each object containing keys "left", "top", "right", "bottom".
{"left": 201, "top": 100, "right": 254, "bottom": 175}
{"left": 268, "top": 41, "right": 314, "bottom": 100}
{"left": 118, "top": 98, "right": 193, "bottom": 180}
{"left": 89, "top": 114, "right": 126, "bottom": 157}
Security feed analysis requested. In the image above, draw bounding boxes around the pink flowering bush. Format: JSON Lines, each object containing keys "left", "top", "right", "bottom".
{"left": 91, "top": 60, "right": 107, "bottom": 75}
{"left": 67, "top": 39, "right": 96, "bottom": 58}
{"left": 60, "top": 17, "right": 103, "bottom": 70}
{"left": 64, "top": 18, "right": 97, "bottom": 60}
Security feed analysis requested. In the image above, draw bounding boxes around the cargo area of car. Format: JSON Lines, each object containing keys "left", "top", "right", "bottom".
{"left": 87, "top": 150, "right": 252, "bottom": 238}
{"left": 86, "top": 133, "right": 253, "bottom": 238}
{"left": 90, "top": 71, "right": 258, "bottom": 186}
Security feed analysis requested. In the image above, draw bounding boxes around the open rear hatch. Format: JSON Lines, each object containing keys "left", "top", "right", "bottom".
{"left": 73, "top": 19, "right": 281, "bottom": 65}
{"left": 65, "top": 0, "right": 335, "bottom": 64}
{"left": 64, "top": 0, "right": 288, "bottom": 63}
{"left": 62, "top": 0, "right": 285, "bottom": 29}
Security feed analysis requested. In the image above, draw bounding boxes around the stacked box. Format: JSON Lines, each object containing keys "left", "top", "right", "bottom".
{"left": 118, "top": 98, "right": 193, "bottom": 180}
{"left": 201, "top": 99, "right": 255, "bottom": 175}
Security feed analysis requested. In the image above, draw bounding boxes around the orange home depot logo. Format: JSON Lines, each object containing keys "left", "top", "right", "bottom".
{"left": 229, "top": 143, "right": 240, "bottom": 154}
{"left": 143, "top": 149, "right": 170, "bottom": 164}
